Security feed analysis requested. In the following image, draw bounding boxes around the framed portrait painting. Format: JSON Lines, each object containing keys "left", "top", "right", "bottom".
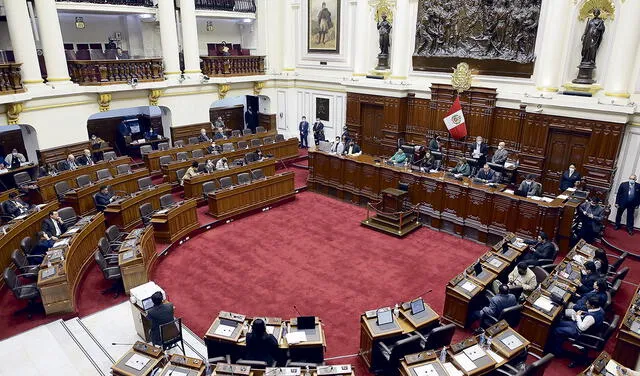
{"left": 308, "top": 0, "right": 340, "bottom": 53}
{"left": 315, "top": 98, "right": 330, "bottom": 121}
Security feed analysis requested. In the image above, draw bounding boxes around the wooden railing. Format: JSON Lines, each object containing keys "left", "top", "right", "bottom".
{"left": 67, "top": 58, "right": 164, "bottom": 85}
{"left": 201, "top": 55, "right": 265, "bottom": 77}
{"left": 56, "top": 0, "right": 154, "bottom": 6}
{"left": 0, "top": 63, "right": 25, "bottom": 95}
{"left": 195, "top": 0, "right": 256, "bottom": 12}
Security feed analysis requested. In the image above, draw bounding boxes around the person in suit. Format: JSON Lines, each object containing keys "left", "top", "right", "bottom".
{"left": 39, "top": 163, "right": 58, "bottom": 177}
{"left": 41, "top": 211, "right": 67, "bottom": 240}
{"left": 4, "top": 149, "right": 26, "bottom": 169}
{"left": 197, "top": 128, "right": 211, "bottom": 143}
{"left": 330, "top": 136, "right": 345, "bottom": 155}
{"left": 577, "top": 261, "right": 602, "bottom": 295}
{"left": 593, "top": 249, "right": 609, "bottom": 275}
{"left": 475, "top": 164, "right": 497, "bottom": 183}
{"left": 181, "top": 161, "right": 200, "bottom": 186}
{"left": 30, "top": 231, "right": 55, "bottom": 264}
{"left": 144, "top": 128, "right": 159, "bottom": 141}
{"left": 77, "top": 149, "right": 95, "bottom": 166}
{"left": 344, "top": 140, "right": 361, "bottom": 156}
{"left": 389, "top": 148, "right": 407, "bottom": 165}
{"left": 245, "top": 107, "right": 257, "bottom": 134}
{"left": 429, "top": 135, "right": 441, "bottom": 152}
{"left": 59, "top": 154, "right": 79, "bottom": 171}
{"left": 577, "top": 197, "right": 605, "bottom": 243}
{"left": 521, "top": 231, "right": 555, "bottom": 266}
{"left": 518, "top": 174, "right": 542, "bottom": 197}
{"left": 3, "top": 192, "right": 31, "bottom": 218}
{"left": 615, "top": 174, "right": 640, "bottom": 235}
{"left": 95, "top": 186, "right": 114, "bottom": 211}
{"left": 213, "top": 127, "right": 226, "bottom": 140}
{"left": 491, "top": 142, "right": 509, "bottom": 165}
{"left": 560, "top": 164, "right": 581, "bottom": 191}
{"left": 245, "top": 318, "right": 279, "bottom": 366}
{"left": 298, "top": 116, "right": 309, "bottom": 149}
{"left": 216, "top": 157, "right": 229, "bottom": 171}
{"left": 213, "top": 116, "right": 225, "bottom": 129}
{"left": 312, "top": 118, "right": 325, "bottom": 146}
{"left": 566, "top": 279, "right": 608, "bottom": 318}
{"left": 470, "top": 284, "right": 517, "bottom": 329}
{"left": 207, "top": 142, "right": 222, "bottom": 155}
{"left": 469, "top": 136, "right": 488, "bottom": 166}
{"left": 147, "top": 291, "right": 175, "bottom": 346}
{"left": 450, "top": 157, "right": 471, "bottom": 177}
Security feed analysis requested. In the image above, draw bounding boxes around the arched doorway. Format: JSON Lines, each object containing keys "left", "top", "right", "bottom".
{"left": 210, "top": 95, "right": 274, "bottom": 134}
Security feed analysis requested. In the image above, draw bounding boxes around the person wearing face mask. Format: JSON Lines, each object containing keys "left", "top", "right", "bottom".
{"left": 491, "top": 142, "right": 509, "bottom": 165}
{"left": 615, "top": 174, "right": 640, "bottom": 235}
{"left": 493, "top": 262, "right": 537, "bottom": 299}
{"left": 577, "top": 196, "right": 604, "bottom": 242}
{"left": 560, "top": 164, "right": 582, "bottom": 191}
{"left": 4, "top": 148, "right": 26, "bottom": 169}
{"left": 197, "top": 128, "right": 211, "bottom": 143}
{"left": 59, "top": 154, "right": 78, "bottom": 171}
{"left": 344, "top": 140, "right": 362, "bottom": 157}
{"left": 468, "top": 135, "right": 488, "bottom": 166}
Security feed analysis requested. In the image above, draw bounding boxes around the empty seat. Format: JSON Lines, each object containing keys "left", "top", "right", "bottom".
{"left": 231, "top": 130, "right": 242, "bottom": 138}
{"left": 251, "top": 169, "right": 265, "bottom": 180}
{"left": 105, "top": 225, "right": 127, "bottom": 249}
{"left": 275, "top": 134, "right": 285, "bottom": 142}
{"left": 116, "top": 164, "right": 132, "bottom": 175}
{"left": 76, "top": 174, "right": 91, "bottom": 188}
{"left": 251, "top": 138, "right": 263, "bottom": 147}
{"left": 58, "top": 207, "right": 77, "bottom": 227}
{"left": 263, "top": 137, "right": 275, "bottom": 145}
{"left": 222, "top": 143, "right": 234, "bottom": 152}
{"left": 256, "top": 126, "right": 266, "bottom": 133}
{"left": 3, "top": 267, "right": 41, "bottom": 319}
{"left": 159, "top": 156, "right": 173, "bottom": 166}
{"left": 176, "top": 152, "right": 189, "bottom": 161}
{"left": 158, "top": 142, "right": 170, "bottom": 151}
{"left": 245, "top": 152, "right": 257, "bottom": 164}
{"left": 237, "top": 173, "right": 251, "bottom": 185}
{"left": 14, "top": 172, "right": 34, "bottom": 187}
{"left": 20, "top": 236, "right": 33, "bottom": 255}
{"left": 202, "top": 181, "right": 216, "bottom": 199}
{"left": 219, "top": 177, "right": 233, "bottom": 189}
{"left": 176, "top": 168, "right": 187, "bottom": 182}
{"left": 197, "top": 162, "right": 207, "bottom": 173}
{"left": 103, "top": 151, "right": 116, "bottom": 161}
{"left": 159, "top": 194, "right": 174, "bottom": 209}
{"left": 139, "top": 203, "right": 154, "bottom": 226}
{"left": 423, "top": 323, "right": 456, "bottom": 350}
{"left": 243, "top": 129, "right": 253, "bottom": 136}
{"left": 233, "top": 158, "right": 245, "bottom": 166}
{"left": 237, "top": 141, "right": 248, "bottom": 149}
{"left": 94, "top": 251, "right": 123, "bottom": 297}
{"left": 11, "top": 249, "right": 40, "bottom": 276}
{"left": 188, "top": 137, "right": 199, "bottom": 145}
{"left": 98, "top": 237, "right": 119, "bottom": 264}
{"left": 192, "top": 149, "right": 204, "bottom": 159}
{"left": 137, "top": 176, "right": 153, "bottom": 190}
{"left": 96, "top": 168, "right": 112, "bottom": 180}
{"left": 54, "top": 181, "right": 71, "bottom": 199}
{"left": 174, "top": 140, "right": 185, "bottom": 148}
{"left": 140, "top": 145, "right": 153, "bottom": 155}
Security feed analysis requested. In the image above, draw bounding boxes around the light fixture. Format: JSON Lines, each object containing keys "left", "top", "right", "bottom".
{"left": 242, "top": 18, "right": 253, "bottom": 23}
{"left": 139, "top": 13, "right": 154, "bottom": 20}
{"left": 75, "top": 17, "right": 85, "bottom": 29}
{"left": 178, "top": 74, "right": 185, "bottom": 83}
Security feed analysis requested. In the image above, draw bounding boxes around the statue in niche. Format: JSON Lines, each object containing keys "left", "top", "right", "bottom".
{"left": 376, "top": 14, "right": 392, "bottom": 70}
{"left": 573, "top": 8, "right": 606, "bottom": 84}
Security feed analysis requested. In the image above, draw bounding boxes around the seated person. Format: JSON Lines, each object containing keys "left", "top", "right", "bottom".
{"left": 181, "top": 161, "right": 200, "bottom": 186}
{"left": 197, "top": 128, "right": 211, "bottom": 143}
{"left": 548, "top": 296, "right": 604, "bottom": 361}
{"left": 593, "top": 249, "right": 609, "bottom": 275}
{"left": 493, "top": 262, "right": 537, "bottom": 299}
{"left": 3, "top": 192, "right": 31, "bottom": 218}
{"left": 41, "top": 210, "right": 68, "bottom": 240}
{"left": 144, "top": 128, "right": 160, "bottom": 141}
{"left": 205, "top": 159, "right": 216, "bottom": 173}
{"left": 59, "top": 154, "right": 79, "bottom": 171}
{"left": 216, "top": 157, "right": 229, "bottom": 171}
{"left": 245, "top": 318, "right": 279, "bottom": 366}
{"left": 577, "top": 197, "right": 604, "bottom": 243}
{"left": 560, "top": 164, "right": 581, "bottom": 191}
{"left": 39, "top": 163, "right": 58, "bottom": 177}
{"left": 247, "top": 149, "right": 266, "bottom": 163}
{"left": 414, "top": 148, "right": 435, "bottom": 170}
{"left": 389, "top": 148, "right": 407, "bottom": 165}
{"left": 413, "top": 146, "right": 426, "bottom": 165}
{"left": 330, "top": 136, "right": 345, "bottom": 155}
{"left": 491, "top": 142, "right": 508, "bottom": 165}
{"left": 213, "top": 116, "right": 225, "bottom": 129}
{"left": 577, "top": 261, "right": 601, "bottom": 295}
{"left": 77, "top": 149, "right": 95, "bottom": 166}
{"left": 518, "top": 174, "right": 542, "bottom": 197}
{"left": 429, "top": 135, "right": 441, "bottom": 151}
{"left": 95, "top": 185, "right": 115, "bottom": 211}
{"left": 213, "top": 127, "right": 226, "bottom": 140}
{"left": 4, "top": 149, "right": 26, "bottom": 169}
{"left": 521, "top": 231, "right": 555, "bottom": 266}
{"left": 147, "top": 291, "right": 175, "bottom": 346}
{"left": 475, "top": 163, "right": 497, "bottom": 183}
{"left": 450, "top": 157, "right": 471, "bottom": 177}
{"left": 30, "top": 231, "right": 55, "bottom": 265}
{"left": 470, "top": 284, "right": 517, "bottom": 329}
{"left": 90, "top": 134, "right": 104, "bottom": 148}
{"left": 207, "top": 142, "right": 222, "bottom": 155}
{"left": 566, "top": 279, "right": 608, "bottom": 318}
{"left": 344, "top": 140, "right": 362, "bottom": 156}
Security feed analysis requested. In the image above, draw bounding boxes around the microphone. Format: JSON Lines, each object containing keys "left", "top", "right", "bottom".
{"left": 293, "top": 304, "right": 303, "bottom": 317}
{"left": 409, "top": 288, "right": 433, "bottom": 303}
{"left": 111, "top": 342, "right": 135, "bottom": 346}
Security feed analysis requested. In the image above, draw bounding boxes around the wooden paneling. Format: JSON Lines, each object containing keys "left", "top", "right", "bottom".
{"left": 258, "top": 113, "right": 276, "bottom": 132}
{"left": 209, "top": 105, "right": 244, "bottom": 131}
{"left": 87, "top": 113, "right": 160, "bottom": 153}
{"left": 37, "top": 140, "right": 92, "bottom": 166}
{"left": 406, "top": 94, "right": 431, "bottom": 144}
{"left": 169, "top": 122, "right": 212, "bottom": 144}
{"left": 0, "top": 128, "right": 26, "bottom": 159}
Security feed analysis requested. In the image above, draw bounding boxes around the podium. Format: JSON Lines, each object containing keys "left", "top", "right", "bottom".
{"left": 361, "top": 188, "right": 421, "bottom": 237}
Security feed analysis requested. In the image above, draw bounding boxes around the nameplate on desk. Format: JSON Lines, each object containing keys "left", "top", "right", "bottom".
{"left": 133, "top": 341, "right": 163, "bottom": 358}
{"left": 485, "top": 320, "right": 508, "bottom": 337}
{"left": 317, "top": 365, "right": 352, "bottom": 375}
{"left": 122, "top": 250, "right": 135, "bottom": 261}
{"left": 42, "top": 267, "right": 56, "bottom": 279}
{"left": 405, "top": 351, "right": 436, "bottom": 365}
{"left": 170, "top": 355, "right": 202, "bottom": 370}
{"left": 46, "top": 249, "right": 65, "bottom": 263}
{"left": 124, "top": 353, "right": 150, "bottom": 371}
{"left": 215, "top": 363, "right": 251, "bottom": 376}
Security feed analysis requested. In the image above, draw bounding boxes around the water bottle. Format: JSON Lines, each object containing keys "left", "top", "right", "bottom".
{"left": 393, "top": 304, "right": 399, "bottom": 317}
{"left": 439, "top": 347, "right": 447, "bottom": 363}
{"left": 586, "top": 364, "right": 594, "bottom": 376}
{"left": 304, "top": 365, "right": 311, "bottom": 376}
{"left": 486, "top": 335, "right": 492, "bottom": 350}
{"left": 479, "top": 332, "right": 486, "bottom": 346}
{"left": 204, "top": 359, "right": 212, "bottom": 376}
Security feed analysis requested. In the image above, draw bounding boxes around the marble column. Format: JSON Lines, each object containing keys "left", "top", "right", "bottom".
{"left": 34, "top": 0, "right": 71, "bottom": 84}
{"left": 4, "top": 0, "right": 44, "bottom": 85}
{"left": 179, "top": 0, "right": 201, "bottom": 75}
{"left": 352, "top": 0, "right": 371, "bottom": 76}
{"left": 283, "top": 1, "right": 298, "bottom": 72}
{"left": 157, "top": 0, "right": 181, "bottom": 77}
{"left": 389, "top": 0, "right": 414, "bottom": 79}
{"left": 603, "top": 1, "right": 640, "bottom": 98}
{"left": 534, "top": 0, "right": 573, "bottom": 92}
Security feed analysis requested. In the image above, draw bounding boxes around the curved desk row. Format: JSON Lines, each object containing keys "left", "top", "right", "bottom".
{"left": 151, "top": 199, "right": 199, "bottom": 244}
{"left": 104, "top": 183, "right": 172, "bottom": 231}
{"left": 118, "top": 226, "right": 157, "bottom": 294}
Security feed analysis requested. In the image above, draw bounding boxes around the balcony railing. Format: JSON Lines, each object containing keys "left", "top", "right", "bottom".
{"left": 195, "top": 0, "right": 256, "bottom": 13}
{"left": 55, "top": 0, "right": 154, "bottom": 6}
{"left": 67, "top": 58, "right": 164, "bottom": 85}
{"left": 0, "top": 63, "right": 25, "bottom": 95}
{"left": 201, "top": 55, "right": 265, "bottom": 77}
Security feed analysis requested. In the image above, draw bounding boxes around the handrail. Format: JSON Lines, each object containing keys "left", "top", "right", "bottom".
{"left": 55, "top": 0, "right": 154, "bottom": 6}
{"left": 67, "top": 58, "right": 164, "bottom": 85}
{"left": 195, "top": 0, "right": 256, "bottom": 12}
{"left": 365, "top": 199, "right": 420, "bottom": 230}
{"left": 200, "top": 55, "right": 265, "bottom": 77}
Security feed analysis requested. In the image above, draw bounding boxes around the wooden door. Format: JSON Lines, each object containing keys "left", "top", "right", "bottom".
{"left": 361, "top": 104, "right": 383, "bottom": 156}
{"left": 542, "top": 130, "right": 589, "bottom": 193}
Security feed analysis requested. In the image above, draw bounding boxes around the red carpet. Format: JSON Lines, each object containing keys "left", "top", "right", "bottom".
{"left": 603, "top": 223, "right": 640, "bottom": 255}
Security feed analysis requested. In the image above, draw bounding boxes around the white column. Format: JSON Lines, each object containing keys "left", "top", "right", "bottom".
{"left": 603, "top": 1, "right": 640, "bottom": 98}
{"left": 352, "top": 0, "right": 371, "bottom": 76}
{"left": 157, "top": 0, "right": 181, "bottom": 77}
{"left": 179, "top": 0, "right": 201, "bottom": 75}
{"left": 283, "top": 1, "right": 298, "bottom": 72}
{"left": 534, "top": 0, "right": 572, "bottom": 92}
{"left": 4, "top": 0, "right": 44, "bottom": 86}
{"left": 389, "top": 0, "right": 413, "bottom": 80}
{"left": 34, "top": 0, "right": 71, "bottom": 84}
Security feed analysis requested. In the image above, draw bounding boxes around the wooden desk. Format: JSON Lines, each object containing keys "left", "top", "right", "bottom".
{"left": 37, "top": 213, "right": 106, "bottom": 315}
{"left": 119, "top": 226, "right": 157, "bottom": 293}
{"left": 308, "top": 151, "right": 575, "bottom": 243}
{"left": 207, "top": 172, "right": 295, "bottom": 220}
{"left": 613, "top": 285, "right": 640, "bottom": 367}
{"left": 163, "top": 138, "right": 299, "bottom": 184}
{"left": 443, "top": 267, "right": 497, "bottom": 328}
{"left": 0, "top": 188, "right": 20, "bottom": 203}
{"left": 37, "top": 156, "right": 132, "bottom": 202}
{"left": 151, "top": 199, "right": 199, "bottom": 243}
{"left": 0, "top": 202, "right": 58, "bottom": 285}
{"left": 183, "top": 159, "right": 277, "bottom": 200}
{"left": 157, "top": 354, "right": 205, "bottom": 376}
{"left": 0, "top": 163, "right": 39, "bottom": 191}
{"left": 62, "top": 169, "right": 148, "bottom": 216}
{"left": 111, "top": 342, "right": 164, "bottom": 376}
{"left": 577, "top": 351, "right": 617, "bottom": 376}
{"left": 104, "top": 184, "right": 172, "bottom": 231}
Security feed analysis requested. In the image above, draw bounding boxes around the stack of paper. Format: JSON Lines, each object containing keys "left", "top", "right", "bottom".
{"left": 488, "top": 258, "right": 503, "bottom": 268}
{"left": 557, "top": 194, "right": 569, "bottom": 200}
{"left": 214, "top": 324, "right": 236, "bottom": 337}
{"left": 443, "top": 363, "right": 464, "bottom": 376}
{"left": 501, "top": 334, "right": 523, "bottom": 350}
{"left": 124, "top": 354, "right": 149, "bottom": 371}
{"left": 487, "top": 349, "right": 504, "bottom": 364}
{"left": 413, "top": 364, "right": 439, "bottom": 376}
{"left": 461, "top": 281, "right": 477, "bottom": 293}
{"left": 462, "top": 344, "right": 486, "bottom": 361}
{"left": 286, "top": 331, "right": 307, "bottom": 344}
{"left": 534, "top": 296, "right": 554, "bottom": 312}
{"left": 453, "top": 353, "right": 477, "bottom": 372}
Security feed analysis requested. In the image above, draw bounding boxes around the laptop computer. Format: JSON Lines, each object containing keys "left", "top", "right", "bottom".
{"left": 473, "top": 262, "right": 483, "bottom": 276}
{"left": 141, "top": 296, "right": 154, "bottom": 311}
{"left": 410, "top": 298, "right": 425, "bottom": 315}
{"left": 376, "top": 309, "right": 393, "bottom": 326}
{"left": 296, "top": 316, "right": 316, "bottom": 330}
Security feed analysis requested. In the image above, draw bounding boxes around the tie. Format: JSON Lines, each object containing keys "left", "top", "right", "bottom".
{"left": 630, "top": 184, "right": 635, "bottom": 200}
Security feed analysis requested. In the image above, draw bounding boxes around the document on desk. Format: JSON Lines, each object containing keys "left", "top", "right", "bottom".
{"left": 53, "top": 238, "right": 70, "bottom": 248}
{"left": 488, "top": 258, "right": 503, "bottom": 268}
{"left": 125, "top": 353, "right": 150, "bottom": 371}
{"left": 461, "top": 281, "right": 477, "bottom": 293}
{"left": 533, "top": 296, "right": 554, "bottom": 312}
{"left": 462, "top": 344, "right": 486, "bottom": 361}
{"left": 214, "top": 323, "right": 236, "bottom": 337}
{"left": 266, "top": 325, "right": 276, "bottom": 335}
{"left": 443, "top": 363, "right": 464, "bottom": 376}
{"left": 66, "top": 227, "right": 80, "bottom": 235}
{"left": 453, "top": 353, "right": 477, "bottom": 372}
{"left": 557, "top": 194, "right": 569, "bottom": 200}
{"left": 166, "top": 370, "right": 188, "bottom": 376}
{"left": 486, "top": 349, "right": 504, "bottom": 364}
{"left": 541, "top": 197, "right": 554, "bottom": 203}
{"left": 285, "top": 331, "right": 307, "bottom": 344}
{"left": 504, "top": 189, "right": 515, "bottom": 195}
{"left": 500, "top": 334, "right": 523, "bottom": 350}
{"left": 605, "top": 360, "right": 620, "bottom": 376}
{"left": 572, "top": 254, "right": 586, "bottom": 264}
{"left": 630, "top": 320, "right": 640, "bottom": 335}
{"left": 413, "top": 364, "right": 440, "bottom": 376}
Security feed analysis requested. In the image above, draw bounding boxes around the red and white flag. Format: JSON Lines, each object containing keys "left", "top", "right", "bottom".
{"left": 443, "top": 96, "right": 467, "bottom": 140}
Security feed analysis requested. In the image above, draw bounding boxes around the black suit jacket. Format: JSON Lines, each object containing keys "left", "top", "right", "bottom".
{"left": 344, "top": 144, "right": 361, "bottom": 155}
{"left": 616, "top": 181, "right": 640, "bottom": 207}
{"left": 41, "top": 218, "right": 68, "bottom": 238}
{"left": 58, "top": 160, "right": 78, "bottom": 171}
{"left": 77, "top": 155, "right": 95, "bottom": 166}
{"left": 560, "top": 170, "right": 581, "bottom": 191}
{"left": 475, "top": 169, "right": 496, "bottom": 182}
{"left": 246, "top": 332, "right": 279, "bottom": 365}
{"left": 95, "top": 192, "right": 113, "bottom": 210}
{"left": 469, "top": 142, "right": 488, "bottom": 157}
{"left": 3, "top": 199, "right": 30, "bottom": 217}
{"left": 147, "top": 303, "right": 175, "bottom": 345}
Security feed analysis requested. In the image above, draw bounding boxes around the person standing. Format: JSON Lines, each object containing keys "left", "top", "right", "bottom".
{"left": 577, "top": 197, "right": 604, "bottom": 242}
{"left": 312, "top": 118, "right": 325, "bottom": 146}
{"left": 560, "top": 164, "right": 581, "bottom": 191}
{"left": 615, "top": 174, "right": 640, "bottom": 235}
{"left": 469, "top": 136, "right": 488, "bottom": 167}
{"left": 245, "top": 107, "right": 257, "bottom": 134}
{"left": 491, "top": 142, "right": 509, "bottom": 165}
{"left": 429, "top": 135, "right": 441, "bottom": 152}
{"left": 298, "top": 116, "right": 309, "bottom": 149}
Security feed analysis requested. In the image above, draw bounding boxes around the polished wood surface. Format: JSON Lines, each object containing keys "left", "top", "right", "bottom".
{"left": 37, "top": 213, "right": 106, "bottom": 315}
{"left": 37, "top": 156, "right": 132, "bottom": 202}
{"left": 207, "top": 172, "right": 295, "bottom": 220}
{"left": 309, "top": 151, "right": 574, "bottom": 242}
{"left": 37, "top": 140, "right": 115, "bottom": 166}
{"left": 613, "top": 285, "right": 640, "bottom": 367}
{"left": 119, "top": 226, "right": 157, "bottom": 294}
{"left": 104, "top": 184, "right": 172, "bottom": 231}
{"left": 170, "top": 122, "right": 214, "bottom": 144}
{"left": 0, "top": 62, "right": 24, "bottom": 95}
{"left": 163, "top": 138, "right": 298, "bottom": 184}
{"left": 183, "top": 159, "right": 277, "bottom": 200}
{"left": 151, "top": 199, "right": 199, "bottom": 244}
{"left": 111, "top": 343, "right": 163, "bottom": 376}
{"left": 62, "top": 169, "right": 148, "bottom": 216}
{"left": 200, "top": 55, "right": 265, "bottom": 77}
{"left": 209, "top": 105, "right": 244, "bottom": 131}
{"left": 0, "top": 188, "right": 20, "bottom": 203}
{"left": 68, "top": 58, "right": 164, "bottom": 85}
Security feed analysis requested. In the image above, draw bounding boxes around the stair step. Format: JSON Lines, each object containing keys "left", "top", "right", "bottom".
{"left": 369, "top": 213, "right": 418, "bottom": 229}
{"left": 63, "top": 318, "right": 115, "bottom": 375}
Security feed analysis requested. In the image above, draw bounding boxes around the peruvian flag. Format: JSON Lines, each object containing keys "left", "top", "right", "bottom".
{"left": 443, "top": 96, "right": 467, "bottom": 140}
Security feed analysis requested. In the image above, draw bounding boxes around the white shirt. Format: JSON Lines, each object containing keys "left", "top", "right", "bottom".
{"left": 573, "top": 308, "right": 600, "bottom": 332}
{"left": 52, "top": 219, "right": 62, "bottom": 236}
{"left": 216, "top": 160, "right": 229, "bottom": 170}
{"left": 336, "top": 142, "right": 345, "bottom": 155}
{"left": 568, "top": 168, "right": 575, "bottom": 176}
{"left": 473, "top": 142, "right": 482, "bottom": 156}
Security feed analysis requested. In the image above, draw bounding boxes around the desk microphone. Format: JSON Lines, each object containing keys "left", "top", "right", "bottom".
{"left": 410, "top": 288, "right": 433, "bottom": 302}
{"left": 293, "top": 304, "right": 303, "bottom": 317}
{"left": 111, "top": 342, "right": 135, "bottom": 346}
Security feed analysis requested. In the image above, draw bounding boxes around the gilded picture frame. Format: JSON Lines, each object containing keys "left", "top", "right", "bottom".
{"left": 308, "top": 0, "right": 340, "bottom": 53}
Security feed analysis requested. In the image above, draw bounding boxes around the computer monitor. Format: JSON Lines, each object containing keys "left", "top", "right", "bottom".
{"left": 514, "top": 189, "right": 528, "bottom": 198}
{"left": 318, "top": 141, "right": 331, "bottom": 153}
{"left": 473, "top": 262, "right": 483, "bottom": 276}
{"left": 410, "top": 298, "right": 425, "bottom": 315}
{"left": 565, "top": 263, "right": 572, "bottom": 274}
{"left": 296, "top": 316, "right": 316, "bottom": 330}
{"left": 141, "top": 296, "right": 154, "bottom": 311}
{"left": 376, "top": 309, "right": 393, "bottom": 326}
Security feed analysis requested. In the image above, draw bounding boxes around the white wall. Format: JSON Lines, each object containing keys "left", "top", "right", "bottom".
{"left": 19, "top": 125, "right": 39, "bottom": 162}
{"left": 196, "top": 18, "right": 242, "bottom": 56}
{"left": 609, "top": 125, "right": 640, "bottom": 228}
{"left": 211, "top": 95, "right": 246, "bottom": 109}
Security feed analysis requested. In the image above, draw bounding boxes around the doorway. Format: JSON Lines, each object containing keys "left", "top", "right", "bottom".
{"left": 542, "top": 129, "right": 590, "bottom": 193}
{"left": 361, "top": 104, "right": 383, "bottom": 156}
